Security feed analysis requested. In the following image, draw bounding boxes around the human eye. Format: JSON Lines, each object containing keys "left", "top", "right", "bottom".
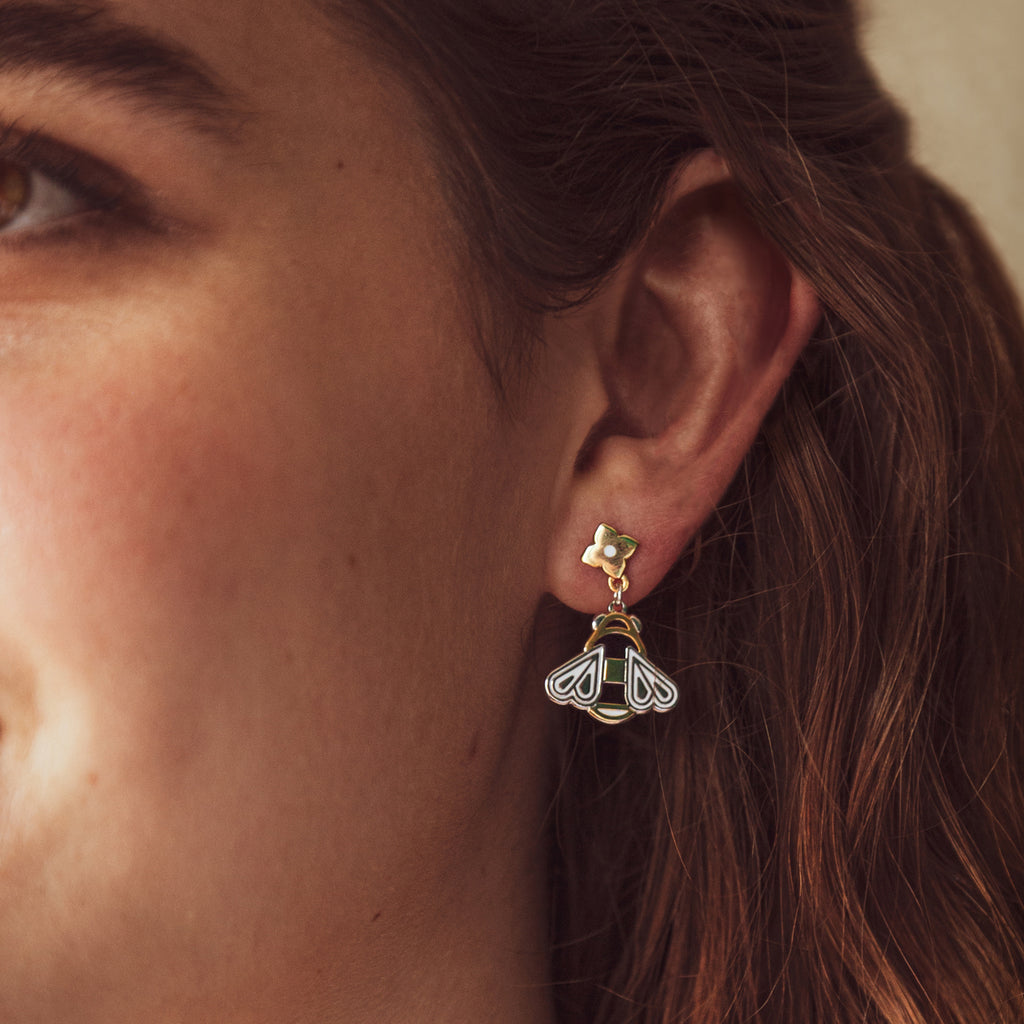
{"left": 0, "top": 125, "right": 154, "bottom": 246}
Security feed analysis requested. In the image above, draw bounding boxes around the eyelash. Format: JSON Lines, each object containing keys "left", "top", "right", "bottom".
{"left": 0, "top": 123, "right": 159, "bottom": 245}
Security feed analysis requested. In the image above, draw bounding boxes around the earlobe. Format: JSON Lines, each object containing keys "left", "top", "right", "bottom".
{"left": 546, "top": 151, "right": 820, "bottom": 613}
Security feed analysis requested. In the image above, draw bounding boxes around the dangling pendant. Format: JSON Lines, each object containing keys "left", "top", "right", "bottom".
{"left": 545, "top": 525, "right": 679, "bottom": 724}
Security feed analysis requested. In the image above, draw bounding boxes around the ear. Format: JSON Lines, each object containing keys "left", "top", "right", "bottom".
{"left": 545, "top": 151, "right": 820, "bottom": 613}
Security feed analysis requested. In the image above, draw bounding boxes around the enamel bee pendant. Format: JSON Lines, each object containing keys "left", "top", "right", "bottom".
{"left": 545, "top": 525, "right": 679, "bottom": 725}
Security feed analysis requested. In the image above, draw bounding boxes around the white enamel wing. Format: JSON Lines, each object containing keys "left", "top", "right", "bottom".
{"left": 544, "top": 646, "right": 604, "bottom": 710}
{"left": 624, "top": 646, "right": 678, "bottom": 712}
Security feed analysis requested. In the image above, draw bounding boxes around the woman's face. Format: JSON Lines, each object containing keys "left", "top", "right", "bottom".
{"left": 0, "top": 0, "right": 579, "bottom": 1017}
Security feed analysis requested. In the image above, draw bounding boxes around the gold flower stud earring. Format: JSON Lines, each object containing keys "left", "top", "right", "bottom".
{"left": 545, "top": 525, "right": 679, "bottom": 724}
{"left": 582, "top": 523, "right": 638, "bottom": 580}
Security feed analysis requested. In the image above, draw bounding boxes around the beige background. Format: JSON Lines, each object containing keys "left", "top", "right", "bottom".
{"left": 863, "top": 0, "right": 1023, "bottom": 290}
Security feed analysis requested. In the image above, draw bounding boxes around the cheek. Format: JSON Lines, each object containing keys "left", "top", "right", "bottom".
{"left": 0, "top": 293, "right": 528, "bottom": 1001}
{"left": 0, "top": 360, "right": 280, "bottom": 684}
{"left": 0, "top": 361, "right": 277, "bottom": 1006}
{"left": 0, "top": 349, "right": 296, "bottom": 1007}
{"left": 0, "top": 345, "right": 297, "bottom": 873}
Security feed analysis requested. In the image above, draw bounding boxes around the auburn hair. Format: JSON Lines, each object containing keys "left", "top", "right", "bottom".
{"left": 322, "top": 1, "right": 1024, "bottom": 1021}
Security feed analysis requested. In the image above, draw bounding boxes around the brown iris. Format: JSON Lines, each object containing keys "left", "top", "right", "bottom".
{"left": 0, "top": 162, "right": 30, "bottom": 228}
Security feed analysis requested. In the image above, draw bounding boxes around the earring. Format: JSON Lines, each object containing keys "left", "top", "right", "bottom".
{"left": 545, "top": 524, "right": 679, "bottom": 725}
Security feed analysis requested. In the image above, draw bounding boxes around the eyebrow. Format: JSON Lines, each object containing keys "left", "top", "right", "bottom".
{"left": 0, "top": 1, "right": 245, "bottom": 140}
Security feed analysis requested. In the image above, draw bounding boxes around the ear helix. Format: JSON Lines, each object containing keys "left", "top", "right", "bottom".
{"left": 544, "top": 525, "right": 679, "bottom": 725}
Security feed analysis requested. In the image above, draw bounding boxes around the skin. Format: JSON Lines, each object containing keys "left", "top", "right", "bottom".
{"left": 0, "top": 0, "right": 581, "bottom": 1020}
{"left": 0, "top": 0, "right": 823, "bottom": 1016}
